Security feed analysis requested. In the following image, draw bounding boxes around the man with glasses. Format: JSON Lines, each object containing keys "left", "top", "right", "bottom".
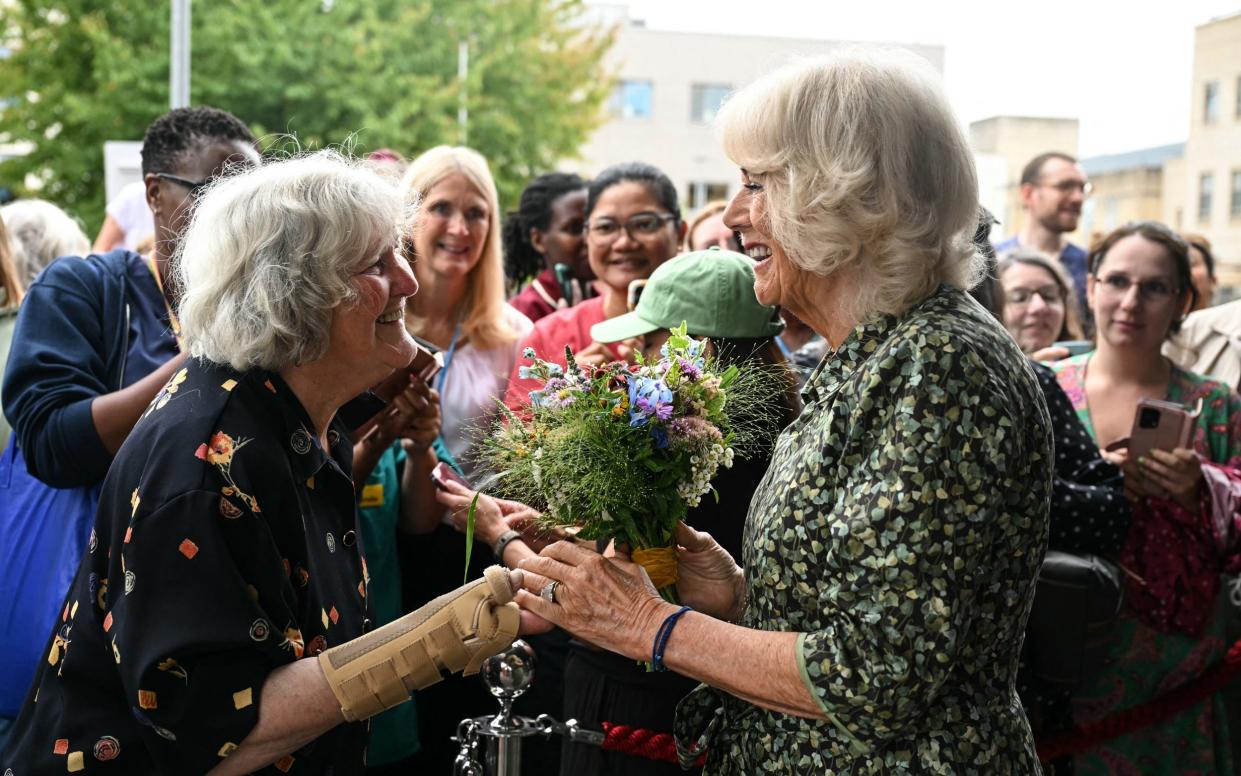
{"left": 0, "top": 106, "right": 259, "bottom": 754}
{"left": 997, "top": 152, "right": 1093, "bottom": 331}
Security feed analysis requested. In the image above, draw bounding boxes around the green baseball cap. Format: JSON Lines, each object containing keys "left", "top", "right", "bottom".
{"left": 591, "top": 248, "right": 784, "bottom": 343}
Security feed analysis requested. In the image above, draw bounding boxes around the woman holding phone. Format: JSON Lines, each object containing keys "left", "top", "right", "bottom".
{"left": 1051, "top": 220, "right": 1241, "bottom": 773}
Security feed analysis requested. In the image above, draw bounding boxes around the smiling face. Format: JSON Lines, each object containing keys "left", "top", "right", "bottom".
{"left": 1088, "top": 234, "right": 1185, "bottom": 353}
{"left": 326, "top": 243, "right": 420, "bottom": 387}
{"left": 1001, "top": 262, "right": 1067, "bottom": 353}
{"left": 413, "top": 172, "right": 491, "bottom": 284}
{"left": 723, "top": 170, "right": 806, "bottom": 311}
{"left": 585, "top": 181, "right": 681, "bottom": 295}
{"left": 1024, "top": 157, "right": 1087, "bottom": 235}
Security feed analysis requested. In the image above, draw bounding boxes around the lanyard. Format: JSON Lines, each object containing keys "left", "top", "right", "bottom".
{"left": 774, "top": 334, "right": 793, "bottom": 360}
{"left": 145, "top": 253, "right": 184, "bottom": 352}
{"left": 436, "top": 323, "right": 462, "bottom": 394}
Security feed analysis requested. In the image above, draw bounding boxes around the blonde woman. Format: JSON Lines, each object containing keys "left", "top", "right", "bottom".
{"left": 402, "top": 146, "right": 533, "bottom": 480}
{"left": 400, "top": 147, "right": 534, "bottom": 767}
{"left": 0, "top": 217, "right": 24, "bottom": 450}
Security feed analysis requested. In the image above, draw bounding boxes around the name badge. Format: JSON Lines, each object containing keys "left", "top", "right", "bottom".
{"left": 359, "top": 483, "right": 385, "bottom": 508}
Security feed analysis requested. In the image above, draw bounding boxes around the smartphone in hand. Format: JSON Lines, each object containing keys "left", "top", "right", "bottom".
{"left": 431, "top": 461, "right": 473, "bottom": 491}
{"left": 1052, "top": 340, "right": 1094, "bottom": 357}
{"left": 1127, "top": 398, "right": 1199, "bottom": 460}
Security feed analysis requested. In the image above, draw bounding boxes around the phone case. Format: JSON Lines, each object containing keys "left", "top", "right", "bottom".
{"left": 1128, "top": 398, "right": 1197, "bottom": 460}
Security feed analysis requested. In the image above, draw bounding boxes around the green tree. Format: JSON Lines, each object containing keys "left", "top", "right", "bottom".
{"left": 0, "top": 0, "right": 613, "bottom": 231}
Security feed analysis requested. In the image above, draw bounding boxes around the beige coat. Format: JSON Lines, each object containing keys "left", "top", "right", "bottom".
{"left": 1164, "top": 299, "right": 1241, "bottom": 389}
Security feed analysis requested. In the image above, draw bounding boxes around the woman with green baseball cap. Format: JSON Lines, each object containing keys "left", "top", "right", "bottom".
{"left": 591, "top": 248, "right": 787, "bottom": 360}
{"left": 537, "top": 248, "right": 799, "bottom": 776}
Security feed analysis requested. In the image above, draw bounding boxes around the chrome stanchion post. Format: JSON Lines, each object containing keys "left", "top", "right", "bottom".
{"left": 452, "top": 640, "right": 544, "bottom": 776}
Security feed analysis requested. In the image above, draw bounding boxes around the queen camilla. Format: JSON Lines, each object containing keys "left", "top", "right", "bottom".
{"left": 514, "top": 48, "right": 1053, "bottom": 773}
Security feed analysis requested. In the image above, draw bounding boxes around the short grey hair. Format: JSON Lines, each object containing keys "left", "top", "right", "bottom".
{"left": 176, "top": 151, "right": 412, "bottom": 372}
{"left": 0, "top": 199, "right": 91, "bottom": 285}
{"left": 716, "top": 47, "right": 981, "bottom": 321}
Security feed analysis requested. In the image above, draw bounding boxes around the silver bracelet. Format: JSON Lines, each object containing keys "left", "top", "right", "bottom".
{"left": 492, "top": 530, "right": 523, "bottom": 566}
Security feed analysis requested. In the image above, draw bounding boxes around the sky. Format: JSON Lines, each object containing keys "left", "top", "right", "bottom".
{"left": 605, "top": 0, "right": 1240, "bottom": 158}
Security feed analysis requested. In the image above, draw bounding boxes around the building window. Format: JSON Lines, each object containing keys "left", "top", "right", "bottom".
{"left": 686, "top": 181, "right": 729, "bottom": 212}
{"left": 1204, "top": 81, "right": 1220, "bottom": 124}
{"left": 690, "top": 84, "right": 731, "bottom": 124}
{"left": 609, "top": 80, "right": 653, "bottom": 120}
{"left": 1199, "top": 172, "right": 1214, "bottom": 221}
{"left": 1232, "top": 170, "right": 1241, "bottom": 219}
{"left": 1103, "top": 196, "right": 1119, "bottom": 232}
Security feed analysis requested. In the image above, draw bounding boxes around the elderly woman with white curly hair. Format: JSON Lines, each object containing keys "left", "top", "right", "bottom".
{"left": 0, "top": 152, "right": 525, "bottom": 776}
{"left": 513, "top": 49, "right": 1053, "bottom": 773}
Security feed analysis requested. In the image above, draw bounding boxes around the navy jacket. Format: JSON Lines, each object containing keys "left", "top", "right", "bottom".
{"left": 2, "top": 250, "right": 177, "bottom": 487}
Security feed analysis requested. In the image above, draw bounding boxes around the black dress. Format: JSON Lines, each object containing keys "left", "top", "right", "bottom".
{"left": 559, "top": 454, "right": 769, "bottom": 776}
{"left": 1019, "top": 361, "right": 1131, "bottom": 775}
{"left": 0, "top": 361, "right": 369, "bottom": 775}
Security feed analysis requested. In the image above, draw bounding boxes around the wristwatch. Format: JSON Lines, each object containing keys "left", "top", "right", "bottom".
{"left": 492, "top": 530, "right": 523, "bottom": 566}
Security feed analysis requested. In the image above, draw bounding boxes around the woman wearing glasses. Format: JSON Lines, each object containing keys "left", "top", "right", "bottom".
{"left": 998, "top": 249, "right": 1085, "bottom": 360}
{"left": 0, "top": 107, "right": 259, "bottom": 747}
{"left": 1051, "top": 220, "right": 1241, "bottom": 773}
{"left": 504, "top": 162, "right": 684, "bottom": 406}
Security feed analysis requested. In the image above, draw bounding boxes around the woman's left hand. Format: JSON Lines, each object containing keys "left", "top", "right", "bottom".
{"left": 516, "top": 542, "right": 672, "bottom": 661}
{"left": 435, "top": 480, "right": 507, "bottom": 547}
{"left": 1137, "top": 447, "right": 1204, "bottom": 511}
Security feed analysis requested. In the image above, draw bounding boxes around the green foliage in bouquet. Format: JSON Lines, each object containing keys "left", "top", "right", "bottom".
{"left": 479, "top": 323, "right": 784, "bottom": 600}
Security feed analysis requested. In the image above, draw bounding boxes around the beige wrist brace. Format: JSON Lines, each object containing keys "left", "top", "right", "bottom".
{"left": 318, "top": 565, "right": 520, "bottom": 721}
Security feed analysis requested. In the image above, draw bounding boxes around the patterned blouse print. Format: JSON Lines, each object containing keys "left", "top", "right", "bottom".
{"left": 675, "top": 285, "right": 1053, "bottom": 774}
{"left": 1, "top": 360, "right": 371, "bottom": 775}
{"left": 1052, "top": 354, "right": 1241, "bottom": 775}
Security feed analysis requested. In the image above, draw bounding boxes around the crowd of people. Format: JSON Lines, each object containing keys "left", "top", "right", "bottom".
{"left": 1, "top": 45, "right": 1241, "bottom": 776}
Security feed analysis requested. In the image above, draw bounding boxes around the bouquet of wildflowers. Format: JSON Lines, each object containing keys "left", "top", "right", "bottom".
{"left": 480, "top": 323, "right": 779, "bottom": 603}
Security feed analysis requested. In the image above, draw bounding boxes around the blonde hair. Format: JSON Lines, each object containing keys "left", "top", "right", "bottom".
{"left": 177, "top": 151, "right": 412, "bottom": 371}
{"left": 716, "top": 48, "right": 981, "bottom": 321}
{"left": 0, "top": 199, "right": 90, "bottom": 286}
{"left": 684, "top": 200, "right": 728, "bottom": 251}
{"left": 0, "top": 217, "right": 22, "bottom": 308}
{"left": 401, "top": 146, "right": 514, "bottom": 351}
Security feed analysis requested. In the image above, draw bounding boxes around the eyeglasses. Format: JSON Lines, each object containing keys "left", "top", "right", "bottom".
{"left": 155, "top": 173, "right": 210, "bottom": 200}
{"left": 1005, "top": 286, "right": 1065, "bottom": 306}
{"left": 586, "top": 212, "right": 677, "bottom": 243}
{"left": 1094, "top": 273, "right": 1178, "bottom": 302}
{"left": 1039, "top": 179, "right": 1094, "bottom": 197}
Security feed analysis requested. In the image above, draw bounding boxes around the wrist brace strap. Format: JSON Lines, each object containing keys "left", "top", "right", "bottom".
{"left": 318, "top": 565, "right": 520, "bottom": 721}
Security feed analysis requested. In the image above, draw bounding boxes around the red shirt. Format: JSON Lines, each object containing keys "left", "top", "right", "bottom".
{"left": 508, "top": 269, "right": 564, "bottom": 324}
{"left": 504, "top": 296, "right": 619, "bottom": 407}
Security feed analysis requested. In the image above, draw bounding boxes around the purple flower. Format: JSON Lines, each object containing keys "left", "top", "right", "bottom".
{"left": 677, "top": 357, "right": 702, "bottom": 381}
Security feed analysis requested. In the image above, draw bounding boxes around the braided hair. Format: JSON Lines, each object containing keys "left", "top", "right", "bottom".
{"left": 140, "top": 106, "right": 257, "bottom": 176}
{"left": 502, "top": 172, "right": 586, "bottom": 284}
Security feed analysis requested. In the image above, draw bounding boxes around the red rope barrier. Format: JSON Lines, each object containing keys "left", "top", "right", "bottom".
{"left": 594, "top": 637, "right": 1241, "bottom": 766}
{"left": 1036, "top": 636, "right": 1241, "bottom": 762}
{"left": 600, "top": 721, "right": 706, "bottom": 766}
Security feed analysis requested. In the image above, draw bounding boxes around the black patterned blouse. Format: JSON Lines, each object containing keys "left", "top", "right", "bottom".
{"left": 1, "top": 360, "right": 370, "bottom": 775}
{"left": 675, "top": 285, "right": 1052, "bottom": 774}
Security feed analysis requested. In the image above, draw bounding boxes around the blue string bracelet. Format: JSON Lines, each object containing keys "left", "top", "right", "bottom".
{"left": 651, "top": 605, "right": 692, "bottom": 672}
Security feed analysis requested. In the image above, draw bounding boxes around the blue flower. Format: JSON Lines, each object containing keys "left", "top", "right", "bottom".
{"left": 523, "top": 347, "right": 536, "bottom": 359}
{"left": 518, "top": 366, "right": 534, "bottom": 379}
{"left": 650, "top": 425, "right": 669, "bottom": 449}
{"left": 628, "top": 376, "right": 674, "bottom": 426}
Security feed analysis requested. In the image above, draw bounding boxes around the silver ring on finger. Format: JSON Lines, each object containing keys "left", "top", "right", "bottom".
{"left": 540, "top": 580, "right": 560, "bottom": 604}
